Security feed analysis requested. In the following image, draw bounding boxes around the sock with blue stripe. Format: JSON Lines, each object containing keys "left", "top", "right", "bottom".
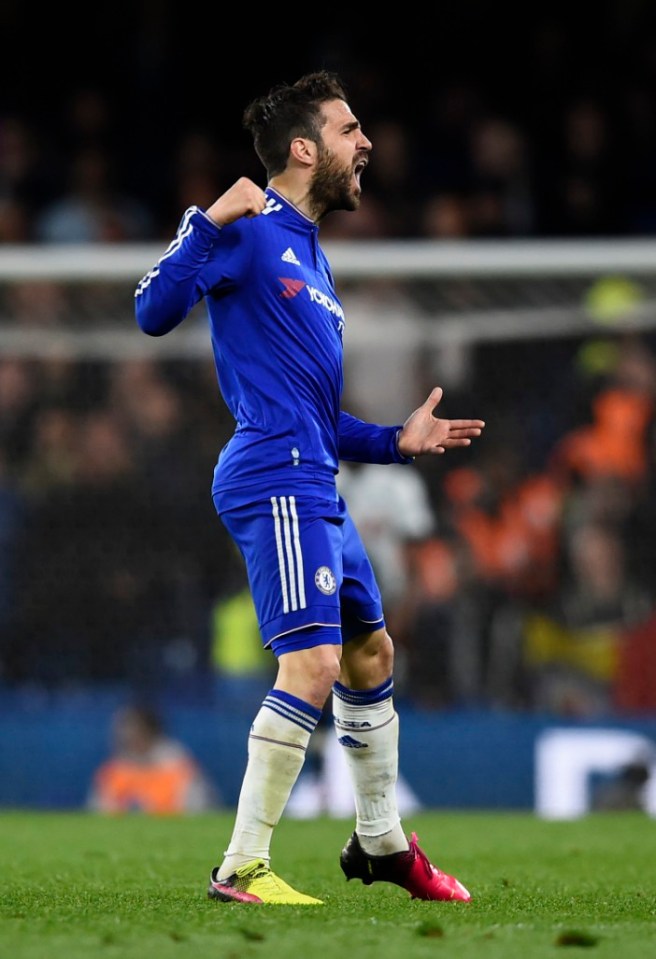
{"left": 333, "top": 677, "right": 408, "bottom": 856}
{"left": 217, "top": 689, "right": 321, "bottom": 879}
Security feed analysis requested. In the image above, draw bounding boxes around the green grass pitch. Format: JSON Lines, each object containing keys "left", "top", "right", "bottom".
{"left": 2, "top": 810, "right": 655, "bottom": 959}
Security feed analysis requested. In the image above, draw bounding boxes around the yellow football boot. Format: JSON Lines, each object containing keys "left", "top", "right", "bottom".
{"left": 208, "top": 859, "right": 323, "bottom": 905}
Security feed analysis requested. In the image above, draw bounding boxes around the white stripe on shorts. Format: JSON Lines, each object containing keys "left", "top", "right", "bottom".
{"left": 271, "top": 495, "right": 307, "bottom": 614}
{"left": 289, "top": 496, "right": 306, "bottom": 609}
{"left": 270, "top": 496, "right": 289, "bottom": 614}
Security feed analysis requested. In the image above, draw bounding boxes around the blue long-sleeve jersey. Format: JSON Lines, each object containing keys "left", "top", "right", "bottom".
{"left": 134, "top": 189, "right": 411, "bottom": 510}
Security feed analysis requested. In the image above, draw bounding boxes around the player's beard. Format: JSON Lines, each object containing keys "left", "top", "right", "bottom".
{"left": 308, "top": 145, "right": 361, "bottom": 221}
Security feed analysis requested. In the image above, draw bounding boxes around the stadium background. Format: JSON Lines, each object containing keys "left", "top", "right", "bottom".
{"left": 2, "top": 2, "right": 656, "bottom": 812}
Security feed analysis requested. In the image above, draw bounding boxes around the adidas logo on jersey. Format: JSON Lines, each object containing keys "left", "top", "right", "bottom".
{"left": 281, "top": 247, "right": 301, "bottom": 265}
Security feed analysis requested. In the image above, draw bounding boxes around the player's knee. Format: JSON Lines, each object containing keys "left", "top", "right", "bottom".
{"left": 276, "top": 643, "right": 342, "bottom": 706}
{"left": 340, "top": 627, "right": 394, "bottom": 688}
{"left": 316, "top": 648, "right": 343, "bottom": 692}
{"left": 359, "top": 627, "right": 394, "bottom": 664}
{"left": 367, "top": 629, "right": 394, "bottom": 678}
{"left": 377, "top": 630, "right": 395, "bottom": 675}
{"left": 303, "top": 644, "right": 342, "bottom": 689}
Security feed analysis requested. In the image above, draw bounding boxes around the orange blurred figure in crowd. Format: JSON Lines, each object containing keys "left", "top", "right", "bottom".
{"left": 88, "top": 705, "right": 219, "bottom": 814}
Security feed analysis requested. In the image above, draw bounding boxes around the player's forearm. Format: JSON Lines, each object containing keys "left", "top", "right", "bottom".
{"left": 134, "top": 261, "right": 199, "bottom": 335}
{"left": 134, "top": 206, "right": 217, "bottom": 336}
{"left": 337, "top": 411, "right": 414, "bottom": 465}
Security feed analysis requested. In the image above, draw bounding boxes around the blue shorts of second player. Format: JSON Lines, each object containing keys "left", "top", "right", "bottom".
{"left": 215, "top": 490, "right": 385, "bottom": 656}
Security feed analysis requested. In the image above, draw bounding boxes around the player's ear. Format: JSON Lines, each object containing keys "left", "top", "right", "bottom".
{"left": 289, "top": 137, "right": 317, "bottom": 167}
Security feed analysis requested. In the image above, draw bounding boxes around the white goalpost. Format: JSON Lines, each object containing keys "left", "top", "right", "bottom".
{"left": 1, "top": 237, "right": 656, "bottom": 354}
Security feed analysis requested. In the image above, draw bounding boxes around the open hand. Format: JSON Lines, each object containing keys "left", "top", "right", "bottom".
{"left": 397, "top": 387, "right": 485, "bottom": 457}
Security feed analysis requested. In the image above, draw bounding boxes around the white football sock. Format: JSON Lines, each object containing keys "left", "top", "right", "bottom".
{"left": 217, "top": 689, "right": 321, "bottom": 879}
{"left": 333, "top": 678, "right": 408, "bottom": 856}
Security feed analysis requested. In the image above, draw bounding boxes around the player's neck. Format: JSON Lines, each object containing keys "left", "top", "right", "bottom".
{"left": 268, "top": 175, "right": 318, "bottom": 223}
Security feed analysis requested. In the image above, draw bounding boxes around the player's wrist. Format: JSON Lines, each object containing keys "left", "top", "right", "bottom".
{"left": 395, "top": 429, "right": 415, "bottom": 462}
{"left": 199, "top": 209, "right": 224, "bottom": 231}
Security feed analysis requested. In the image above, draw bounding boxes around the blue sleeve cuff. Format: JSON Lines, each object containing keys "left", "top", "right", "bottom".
{"left": 197, "top": 208, "right": 223, "bottom": 233}
{"left": 177, "top": 205, "right": 223, "bottom": 243}
{"left": 394, "top": 428, "right": 415, "bottom": 464}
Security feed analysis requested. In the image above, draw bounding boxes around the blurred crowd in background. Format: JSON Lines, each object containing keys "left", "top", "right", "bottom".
{"left": 3, "top": 328, "right": 656, "bottom": 721}
{"left": 2, "top": 6, "right": 656, "bottom": 244}
{"left": 3, "top": 4, "right": 656, "bottom": 720}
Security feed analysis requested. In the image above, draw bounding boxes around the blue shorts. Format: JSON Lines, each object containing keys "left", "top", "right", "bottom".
{"left": 214, "top": 491, "right": 385, "bottom": 656}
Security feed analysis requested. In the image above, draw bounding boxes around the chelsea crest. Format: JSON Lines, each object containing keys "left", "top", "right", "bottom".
{"left": 314, "top": 566, "right": 337, "bottom": 595}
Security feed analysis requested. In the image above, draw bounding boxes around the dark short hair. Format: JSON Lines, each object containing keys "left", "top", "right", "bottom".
{"left": 243, "top": 71, "right": 349, "bottom": 178}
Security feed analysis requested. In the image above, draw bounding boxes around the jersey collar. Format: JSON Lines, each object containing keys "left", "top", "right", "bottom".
{"left": 267, "top": 187, "right": 318, "bottom": 230}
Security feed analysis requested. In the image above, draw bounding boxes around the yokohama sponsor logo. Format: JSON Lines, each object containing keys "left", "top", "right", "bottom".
{"left": 278, "top": 278, "right": 345, "bottom": 325}
{"left": 306, "top": 286, "right": 345, "bottom": 320}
